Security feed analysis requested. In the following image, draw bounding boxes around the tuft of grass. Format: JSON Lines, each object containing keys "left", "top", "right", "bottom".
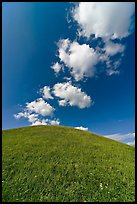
{"left": 2, "top": 126, "right": 135, "bottom": 202}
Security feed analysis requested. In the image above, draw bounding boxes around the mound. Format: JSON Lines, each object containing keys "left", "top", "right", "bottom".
{"left": 2, "top": 126, "right": 135, "bottom": 202}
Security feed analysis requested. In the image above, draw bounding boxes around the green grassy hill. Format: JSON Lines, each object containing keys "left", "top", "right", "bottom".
{"left": 2, "top": 126, "right": 135, "bottom": 202}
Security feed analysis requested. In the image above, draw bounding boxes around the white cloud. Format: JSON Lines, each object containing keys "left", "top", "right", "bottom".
{"left": 70, "top": 3, "right": 133, "bottom": 78}
{"left": 14, "top": 111, "right": 28, "bottom": 119}
{"left": 57, "top": 38, "right": 124, "bottom": 80}
{"left": 104, "top": 41, "right": 125, "bottom": 56}
{"left": 58, "top": 99, "right": 67, "bottom": 107}
{"left": 14, "top": 111, "right": 39, "bottom": 123}
{"left": 40, "top": 86, "right": 53, "bottom": 99}
{"left": 105, "top": 58, "right": 122, "bottom": 76}
{"left": 26, "top": 98, "right": 55, "bottom": 117}
{"left": 127, "top": 140, "right": 135, "bottom": 146}
{"left": 104, "top": 132, "right": 135, "bottom": 146}
{"left": 75, "top": 126, "right": 88, "bottom": 131}
{"left": 53, "top": 82, "right": 92, "bottom": 109}
{"left": 58, "top": 39, "right": 99, "bottom": 81}
{"left": 63, "top": 76, "right": 72, "bottom": 81}
{"left": 14, "top": 98, "right": 55, "bottom": 126}
{"left": 50, "top": 119, "right": 60, "bottom": 126}
{"left": 15, "top": 110, "right": 60, "bottom": 127}
{"left": 51, "top": 62, "right": 63, "bottom": 73}
{"left": 31, "top": 120, "right": 48, "bottom": 126}
{"left": 105, "top": 132, "right": 135, "bottom": 141}
{"left": 31, "top": 118, "right": 60, "bottom": 126}
{"left": 27, "top": 113, "right": 39, "bottom": 123}
{"left": 72, "top": 2, "right": 135, "bottom": 39}
{"left": 106, "top": 69, "right": 120, "bottom": 76}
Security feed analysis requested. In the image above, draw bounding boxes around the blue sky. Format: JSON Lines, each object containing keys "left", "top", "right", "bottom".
{"left": 2, "top": 3, "right": 135, "bottom": 145}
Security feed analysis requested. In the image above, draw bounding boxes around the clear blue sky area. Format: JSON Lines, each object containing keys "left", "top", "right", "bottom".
{"left": 2, "top": 2, "right": 135, "bottom": 139}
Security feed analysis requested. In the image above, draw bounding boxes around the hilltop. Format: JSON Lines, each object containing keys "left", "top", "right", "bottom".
{"left": 2, "top": 126, "right": 135, "bottom": 202}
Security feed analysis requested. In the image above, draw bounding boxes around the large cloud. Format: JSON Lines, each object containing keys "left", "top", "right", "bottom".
{"left": 57, "top": 39, "right": 98, "bottom": 81}
{"left": 72, "top": 2, "right": 135, "bottom": 39}
{"left": 52, "top": 3, "right": 135, "bottom": 81}
{"left": 26, "top": 98, "right": 55, "bottom": 116}
{"left": 53, "top": 82, "right": 92, "bottom": 109}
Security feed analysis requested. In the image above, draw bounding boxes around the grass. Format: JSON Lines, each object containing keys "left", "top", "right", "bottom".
{"left": 2, "top": 125, "right": 135, "bottom": 202}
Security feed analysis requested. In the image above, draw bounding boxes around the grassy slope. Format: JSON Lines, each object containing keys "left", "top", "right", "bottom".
{"left": 2, "top": 126, "right": 135, "bottom": 202}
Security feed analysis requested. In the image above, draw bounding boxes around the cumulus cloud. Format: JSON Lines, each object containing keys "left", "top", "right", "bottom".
{"left": 104, "top": 41, "right": 125, "bottom": 56}
{"left": 40, "top": 86, "right": 53, "bottom": 99}
{"left": 14, "top": 111, "right": 28, "bottom": 119}
{"left": 14, "top": 111, "right": 60, "bottom": 127}
{"left": 31, "top": 119, "right": 48, "bottom": 126}
{"left": 14, "top": 95, "right": 61, "bottom": 126}
{"left": 50, "top": 119, "right": 60, "bottom": 126}
{"left": 53, "top": 82, "right": 92, "bottom": 109}
{"left": 104, "top": 132, "right": 135, "bottom": 146}
{"left": 27, "top": 113, "right": 39, "bottom": 123}
{"left": 58, "top": 99, "right": 67, "bottom": 107}
{"left": 69, "top": 3, "right": 134, "bottom": 78}
{"left": 51, "top": 62, "right": 63, "bottom": 73}
{"left": 53, "top": 3, "right": 134, "bottom": 81}
{"left": 75, "top": 126, "right": 88, "bottom": 131}
{"left": 31, "top": 118, "right": 60, "bottom": 126}
{"left": 58, "top": 39, "right": 99, "bottom": 81}
{"left": 26, "top": 98, "right": 55, "bottom": 117}
{"left": 72, "top": 2, "right": 135, "bottom": 39}
{"left": 14, "top": 111, "right": 39, "bottom": 123}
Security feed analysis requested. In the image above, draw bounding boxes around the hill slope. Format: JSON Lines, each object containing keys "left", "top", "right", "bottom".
{"left": 2, "top": 126, "right": 135, "bottom": 202}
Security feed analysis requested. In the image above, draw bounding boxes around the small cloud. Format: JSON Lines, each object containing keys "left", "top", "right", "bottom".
{"left": 58, "top": 99, "right": 67, "bottom": 107}
{"left": 63, "top": 76, "right": 72, "bottom": 81}
{"left": 106, "top": 59, "right": 121, "bottom": 76}
{"left": 53, "top": 82, "right": 92, "bottom": 109}
{"left": 26, "top": 98, "right": 55, "bottom": 117}
{"left": 40, "top": 86, "right": 53, "bottom": 99}
{"left": 14, "top": 112, "right": 28, "bottom": 119}
{"left": 31, "top": 118, "right": 60, "bottom": 126}
{"left": 14, "top": 98, "right": 57, "bottom": 126}
{"left": 50, "top": 119, "right": 60, "bottom": 126}
{"left": 106, "top": 69, "right": 120, "bottom": 76}
{"left": 27, "top": 113, "right": 39, "bottom": 123}
{"left": 127, "top": 140, "right": 135, "bottom": 146}
{"left": 104, "top": 41, "right": 125, "bottom": 56}
{"left": 104, "top": 132, "right": 135, "bottom": 146}
{"left": 75, "top": 126, "right": 88, "bottom": 131}
{"left": 51, "top": 62, "right": 63, "bottom": 74}
{"left": 31, "top": 120, "right": 48, "bottom": 126}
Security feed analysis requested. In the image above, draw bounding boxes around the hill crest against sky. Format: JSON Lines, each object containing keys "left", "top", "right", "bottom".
{"left": 2, "top": 2, "right": 135, "bottom": 145}
{"left": 2, "top": 125, "right": 135, "bottom": 202}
